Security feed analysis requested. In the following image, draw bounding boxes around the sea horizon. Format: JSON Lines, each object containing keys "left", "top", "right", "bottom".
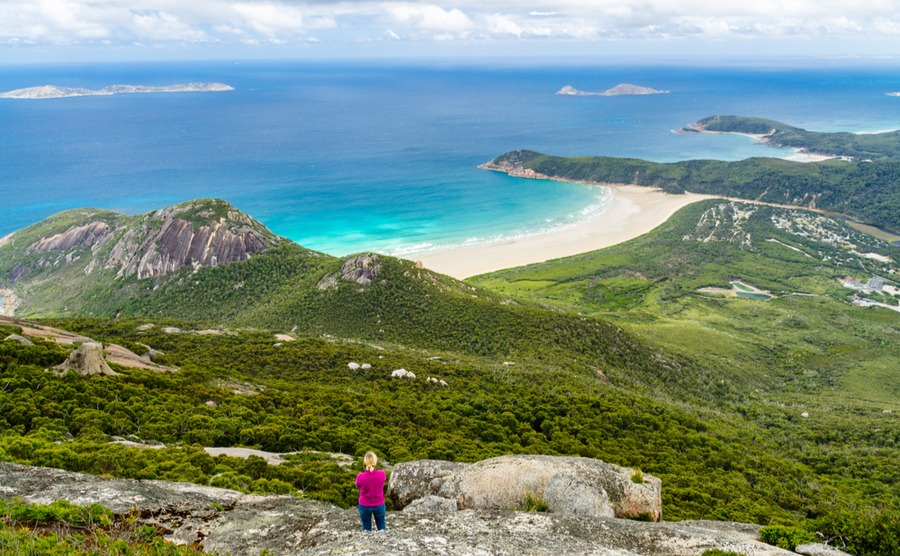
{"left": 2, "top": 60, "right": 899, "bottom": 258}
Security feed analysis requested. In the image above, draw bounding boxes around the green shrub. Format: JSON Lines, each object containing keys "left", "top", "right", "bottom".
{"left": 759, "top": 525, "right": 817, "bottom": 550}
{"left": 631, "top": 468, "right": 644, "bottom": 484}
{"left": 523, "top": 491, "right": 549, "bottom": 512}
{"left": 4, "top": 498, "right": 113, "bottom": 528}
{"left": 701, "top": 550, "right": 748, "bottom": 556}
{"left": 812, "top": 508, "right": 900, "bottom": 556}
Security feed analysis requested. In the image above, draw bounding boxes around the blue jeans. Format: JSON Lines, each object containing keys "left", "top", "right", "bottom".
{"left": 358, "top": 503, "right": 386, "bottom": 531}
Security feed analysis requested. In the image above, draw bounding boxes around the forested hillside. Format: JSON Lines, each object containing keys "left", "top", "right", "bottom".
{"left": 1, "top": 313, "right": 897, "bottom": 555}
{"left": 1, "top": 197, "right": 898, "bottom": 555}
{"left": 694, "top": 115, "right": 900, "bottom": 160}
{"left": 470, "top": 200, "right": 899, "bottom": 554}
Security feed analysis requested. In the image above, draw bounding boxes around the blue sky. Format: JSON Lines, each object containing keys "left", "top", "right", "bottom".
{"left": 2, "top": 0, "right": 899, "bottom": 62}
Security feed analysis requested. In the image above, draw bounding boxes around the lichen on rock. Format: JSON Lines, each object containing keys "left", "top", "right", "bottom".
{"left": 390, "top": 455, "right": 662, "bottom": 521}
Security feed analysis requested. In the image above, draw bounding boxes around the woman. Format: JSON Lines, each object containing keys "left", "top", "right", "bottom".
{"left": 356, "top": 451, "right": 387, "bottom": 531}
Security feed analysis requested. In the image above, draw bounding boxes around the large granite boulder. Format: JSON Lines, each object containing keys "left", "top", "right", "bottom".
{"left": 0, "top": 462, "right": 795, "bottom": 556}
{"left": 388, "top": 459, "right": 469, "bottom": 509}
{"left": 53, "top": 342, "right": 116, "bottom": 376}
{"left": 389, "top": 455, "right": 662, "bottom": 521}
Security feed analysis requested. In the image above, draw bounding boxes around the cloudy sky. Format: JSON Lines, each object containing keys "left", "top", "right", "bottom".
{"left": 2, "top": 0, "right": 899, "bottom": 62}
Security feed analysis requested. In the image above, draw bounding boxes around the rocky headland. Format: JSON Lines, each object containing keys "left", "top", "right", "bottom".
{"left": 0, "top": 459, "right": 845, "bottom": 556}
{"left": 0, "top": 82, "right": 233, "bottom": 99}
{"left": 557, "top": 84, "right": 669, "bottom": 96}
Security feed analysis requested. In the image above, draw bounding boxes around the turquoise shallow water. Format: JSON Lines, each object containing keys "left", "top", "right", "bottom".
{"left": 1, "top": 61, "right": 898, "bottom": 256}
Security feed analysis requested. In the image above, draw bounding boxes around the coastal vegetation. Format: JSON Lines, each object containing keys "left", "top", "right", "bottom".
{"left": 0, "top": 198, "right": 898, "bottom": 555}
{"left": 487, "top": 150, "right": 900, "bottom": 232}
{"left": 0, "top": 498, "right": 203, "bottom": 555}
{"left": 1, "top": 314, "right": 897, "bottom": 555}
{"left": 486, "top": 114, "right": 900, "bottom": 232}
{"left": 694, "top": 115, "right": 900, "bottom": 160}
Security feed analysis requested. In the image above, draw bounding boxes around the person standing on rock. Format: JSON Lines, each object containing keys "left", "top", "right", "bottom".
{"left": 356, "top": 451, "right": 387, "bottom": 531}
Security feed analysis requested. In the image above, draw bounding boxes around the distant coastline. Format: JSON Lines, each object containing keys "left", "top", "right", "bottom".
{"left": 681, "top": 119, "right": 836, "bottom": 163}
{"left": 0, "top": 82, "right": 234, "bottom": 100}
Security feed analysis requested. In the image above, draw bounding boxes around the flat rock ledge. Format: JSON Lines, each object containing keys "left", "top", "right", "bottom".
{"left": 0, "top": 461, "right": 809, "bottom": 556}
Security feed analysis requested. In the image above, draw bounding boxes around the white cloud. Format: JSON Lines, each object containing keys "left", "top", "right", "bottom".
{"left": 383, "top": 3, "right": 473, "bottom": 33}
{"left": 132, "top": 11, "right": 208, "bottom": 42}
{"left": 482, "top": 13, "right": 522, "bottom": 37}
{"left": 0, "top": 0, "right": 898, "bottom": 55}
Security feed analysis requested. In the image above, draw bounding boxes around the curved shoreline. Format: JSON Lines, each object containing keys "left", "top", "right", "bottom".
{"left": 417, "top": 184, "right": 715, "bottom": 279}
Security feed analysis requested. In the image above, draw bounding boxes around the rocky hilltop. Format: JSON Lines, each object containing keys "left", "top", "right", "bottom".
{"left": 3, "top": 198, "right": 279, "bottom": 281}
{"left": 0, "top": 460, "right": 826, "bottom": 556}
{"left": 0, "top": 82, "right": 233, "bottom": 99}
{"left": 0, "top": 199, "right": 282, "bottom": 315}
{"left": 557, "top": 84, "right": 669, "bottom": 96}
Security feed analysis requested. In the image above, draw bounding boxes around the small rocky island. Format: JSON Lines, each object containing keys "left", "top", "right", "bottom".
{"left": 0, "top": 82, "right": 234, "bottom": 99}
{"left": 557, "top": 83, "right": 669, "bottom": 96}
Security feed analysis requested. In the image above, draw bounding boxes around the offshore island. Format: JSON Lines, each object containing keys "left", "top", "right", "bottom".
{"left": 0, "top": 82, "right": 233, "bottom": 99}
{"left": 556, "top": 83, "right": 669, "bottom": 96}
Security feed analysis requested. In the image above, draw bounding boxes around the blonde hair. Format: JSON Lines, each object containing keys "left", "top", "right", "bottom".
{"left": 364, "top": 451, "right": 378, "bottom": 472}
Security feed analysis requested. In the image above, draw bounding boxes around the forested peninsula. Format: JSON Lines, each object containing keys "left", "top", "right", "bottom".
{"left": 484, "top": 116, "right": 900, "bottom": 232}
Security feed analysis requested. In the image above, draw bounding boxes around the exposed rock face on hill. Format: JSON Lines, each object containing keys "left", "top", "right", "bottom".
{"left": 389, "top": 455, "right": 662, "bottom": 521}
{"left": 0, "top": 461, "right": 804, "bottom": 555}
{"left": 30, "top": 221, "right": 112, "bottom": 253}
{"left": 107, "top": 201, "right": 277, "bottom": 279}
{"left": 317, "top": 253, "right": 383, "bottom": 290}
{"left": 2, "top": 199, "right": 281, "bottom": 292}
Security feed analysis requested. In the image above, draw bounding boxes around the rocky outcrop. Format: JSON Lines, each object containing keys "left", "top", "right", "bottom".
{"left": 479, "top": 150, "right": 552, "bottom": 181}
{"left": 8, "top": 263, "right": 29, "bottom": 283}
{"left": 0, "top": 461, "right": 800, "bottom": 556}
{"left": 341, "top": 254, "right": 382, "bottom": 285}
{"left": 5, "top": 200, "right": 280, "bottom": 285}
{"left": 29, "top": 221, "right": 112, "bottom": 252}
{"left": 317, "top": 253, "right": 383, "bottom": 290}
{"left": 389, "top": 455, "right": 662, "bottom": 521}
{"left": 389, "top": 459, "right": 470, "bottom": 509}
{"left": 54, "top": 342, "right": 116, "bottom": 376}
{"left": 107, "top": 201, "right": 278, "bottom": 279}
{"left": 3, "top": 333, "right": 33, "bottom": 345}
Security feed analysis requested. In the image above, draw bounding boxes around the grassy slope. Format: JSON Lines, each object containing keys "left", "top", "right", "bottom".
{"left": 471, "top": 200, "right": 899, "bottom": 405}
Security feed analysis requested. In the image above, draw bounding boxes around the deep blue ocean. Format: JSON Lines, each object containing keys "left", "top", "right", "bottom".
{"left": 1, "top": 61, "right": 899, "bottom": 256}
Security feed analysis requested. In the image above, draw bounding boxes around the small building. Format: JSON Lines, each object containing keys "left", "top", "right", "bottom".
{"left": 866, "top": 276, "right": 885, "bottom": 292}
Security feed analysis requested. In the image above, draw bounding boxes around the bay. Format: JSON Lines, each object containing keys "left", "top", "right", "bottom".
{"left": 1, "top": 61, "right": 898, "bottom": 256}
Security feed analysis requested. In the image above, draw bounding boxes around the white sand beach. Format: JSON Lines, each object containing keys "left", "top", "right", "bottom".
{"left": 418, "top": 185, "right": 716, "bottom": 279}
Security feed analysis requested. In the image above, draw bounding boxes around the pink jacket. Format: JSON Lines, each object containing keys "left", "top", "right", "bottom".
{"left": 356, "top": 469, "right": 386, "bottom": 506}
